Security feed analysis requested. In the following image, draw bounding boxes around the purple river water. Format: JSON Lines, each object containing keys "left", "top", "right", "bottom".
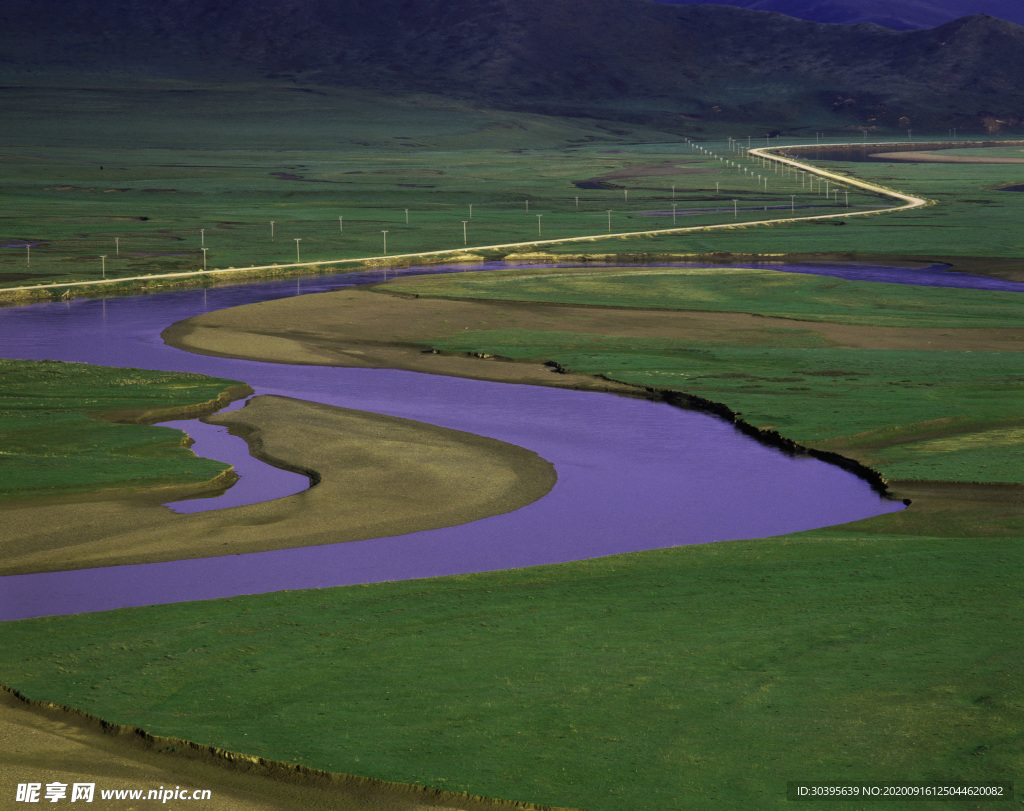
{"left": 2, "top": 259, "right": 993, "bottom": 621}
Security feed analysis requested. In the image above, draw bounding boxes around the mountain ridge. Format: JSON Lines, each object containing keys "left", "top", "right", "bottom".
{"left": 652, "top": 0, "right": 1024, "bottom": 31}
{"left": 2, "top": 0, "right": 1023, "bottom": 133}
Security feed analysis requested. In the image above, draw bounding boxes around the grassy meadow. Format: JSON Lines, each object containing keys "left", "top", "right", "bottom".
{"left": 4, "top": 84, "right": 1024, "bottom": 290}
{"left": 1, "top": 82, "right": 1023, "bottom": 809}
{"left": 0, "top": 359, "right": 247, "bottom": 500}
{"left": 395, "top": 266, "right": 1024, "bottom": 484}
{"left": 0, "top": 82, "right": 943, "bottom": 293}
{"left": 395, "top": 264, "right": 1024, "bottom": 327}
{"left": 0, "top": 521, "right": 1019, "bottom": 810}
{"left": 1, "top": 260, "right": 1021, "bottom": 808}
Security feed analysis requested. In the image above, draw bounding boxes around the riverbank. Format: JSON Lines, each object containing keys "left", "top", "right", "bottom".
{"left": 0, "top": 359, "right": 252, "bottom": 502}
{"left": 0, "top": 686, "right": 573, "bottom": 811}
{"left": 162, "top": 261, "right": 1024, "bottom": 495}
{"left": 0, "top": 395, "right": 555, "bottom": 575}
{"left": 3, "top": 258, "right": 1022, "bottom": 810}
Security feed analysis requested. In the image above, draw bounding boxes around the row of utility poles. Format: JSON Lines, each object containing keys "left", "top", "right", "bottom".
{"left": 12, "top": 135, "right": 857, "bottom": 276}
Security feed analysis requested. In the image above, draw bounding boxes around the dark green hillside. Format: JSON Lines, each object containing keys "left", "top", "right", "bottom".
{"left": 656, "top": 0, "right": 1024, "bottom": 31}
{"left": 2, "top": 0, "right": 1024, "bottom": 131}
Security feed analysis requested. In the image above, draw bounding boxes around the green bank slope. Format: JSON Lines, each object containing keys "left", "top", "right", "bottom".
{"left": 0, "top": 359, "right": 248, "bottom": 500}
{"left": 408, "top": 265, "right": 1024, "bottom": 486}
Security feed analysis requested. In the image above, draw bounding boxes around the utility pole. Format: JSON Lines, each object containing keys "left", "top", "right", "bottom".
{"left": 382, "top": 230, "right": 388, "bottom": 255}
{"left": 294, "top": 238, "right": 301, "bottom": 263}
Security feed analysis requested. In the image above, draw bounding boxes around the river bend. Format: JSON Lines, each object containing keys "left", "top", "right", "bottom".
{"left": 0, "top": 263, "right": 916, "bottom": 620}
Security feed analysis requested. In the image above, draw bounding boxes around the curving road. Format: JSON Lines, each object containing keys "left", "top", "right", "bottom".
{"left": 0, "top": 141, "right": 931, "bottom": 299}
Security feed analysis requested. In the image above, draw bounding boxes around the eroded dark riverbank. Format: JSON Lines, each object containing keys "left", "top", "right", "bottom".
{"left": 0, "top": 261, "right": 910, "bottom": 619}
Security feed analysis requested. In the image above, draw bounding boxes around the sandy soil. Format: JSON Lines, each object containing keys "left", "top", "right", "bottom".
{"left": 0, "top": 687, "right": 572, "bottom": 811}
{"left": 162, "top": 272, "right": 1023, "bottom": 379}
{"left": 870, "top": 150, "right": 1024, "bottom": 164}
{"left": 161, "top": 263, "right": 1024, "bottom": 510}
{"left": 0, "top": 395, "right": 554, "bottom": 575}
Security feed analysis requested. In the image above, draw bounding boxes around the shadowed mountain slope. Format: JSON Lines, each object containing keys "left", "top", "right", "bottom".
{"left": 652, "top": 0, "right": 1024, "bottom": 31}
{"left": 2, "top": 0, "right": 1023, "bottom": 132}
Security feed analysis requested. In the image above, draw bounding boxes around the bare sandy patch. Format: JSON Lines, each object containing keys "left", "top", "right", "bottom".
{"left": 870, "top": 150, "right": 1024, "bottom": 164}
{"left": 162, "top": 280, "right": 1024, "bottom": 386}
{"left": 0, "top": 395, "right": 554, "bottom": 575}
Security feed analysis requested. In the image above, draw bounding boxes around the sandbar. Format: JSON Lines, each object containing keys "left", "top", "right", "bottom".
{"left": 0, "top": 395, "right": 555, "bottom": 575}
{"left": 871, "top": 150, "right": 1024, "bottom": 164}
{"left": 162, "top": 272, "right": 1024, "bottom": 377}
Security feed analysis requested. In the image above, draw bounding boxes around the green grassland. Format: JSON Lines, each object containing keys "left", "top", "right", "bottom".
{"left": 396, "top": 265, "right": 1024, "bottom": 327}
{"left": 618, "top": 152, "right": 1024, "bottom": 259}
{"left": 5, "top": 83, "right": 1024, "bottom": 293}
{"left": 409, "top": 266, "right": 1024, "bottom": 485}
{"left": 0, "top": 262, "right": 1020, "bottom": 809}
{"left": 1, "top": 84, "right": 1023, "bottom": 809}
{"left": 0, "top": 528, "right": 1019, "bottom": 811}
{"left": 0, "top": 359, "right": 246, "bottom": 499}
{"left": 4, "top": 82, "right": 995, "bottom": 293}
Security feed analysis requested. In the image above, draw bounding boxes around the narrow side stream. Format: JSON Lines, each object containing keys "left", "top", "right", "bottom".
{"left": 0, "top": 261, "right": 926, "bottom": 619}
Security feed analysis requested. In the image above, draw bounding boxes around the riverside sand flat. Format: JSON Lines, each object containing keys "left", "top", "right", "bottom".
{"left": 0, "top": 395, "right": 554, "bottom": 575}
{"left": 163, "top": 278, "right": 1024, "bottom": 378}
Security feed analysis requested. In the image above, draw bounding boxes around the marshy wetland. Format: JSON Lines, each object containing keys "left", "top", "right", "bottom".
{"left": 1, "top": 84, "right": 1022, "bottom": 810}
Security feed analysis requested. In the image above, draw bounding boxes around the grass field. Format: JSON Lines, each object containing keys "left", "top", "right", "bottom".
{"left": 0, "top": 359, "right": 248, "bottom": 500}
{"left": 395, "top": 265, "right": 1024, "bottom": 327}
{"left": 4, "top": 84, "right": 1024, "bottom": 294}
{"left": 393, "top": 266, "right": 1024, "bottom": 484}
{"left": 0, "top": 82, "right": 974, "bottom": 293}
{"left": 1, "top": 82, "right": 1023, "bottom": 810}
{"left": 0, "top": 521, "right": 1019, "bottom": 810}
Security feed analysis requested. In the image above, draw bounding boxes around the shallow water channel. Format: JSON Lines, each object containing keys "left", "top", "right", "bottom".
{"left": 0, "top": 260, "right": 970, "bottom": 620}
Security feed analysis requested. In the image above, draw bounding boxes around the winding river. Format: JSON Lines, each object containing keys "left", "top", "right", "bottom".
{"left": 2, "top": 260, "right": 990, "bottom": 621}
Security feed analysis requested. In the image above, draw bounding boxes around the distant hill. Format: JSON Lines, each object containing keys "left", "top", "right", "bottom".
{"left": 2, "top": 0, "right": 1024, "bottom": 133}
{"left": 651, "top": 0, "right": 1024, "bottom": 30}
